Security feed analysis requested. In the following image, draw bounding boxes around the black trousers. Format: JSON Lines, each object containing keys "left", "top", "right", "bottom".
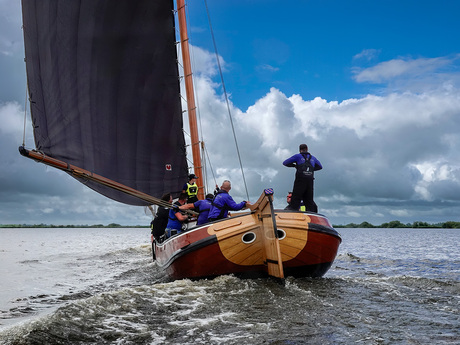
{"left": 289, "top": 177, "right": 317, "bottom": 213}
{"left": 187, "top": 196, "right": 198, "bottom": 203}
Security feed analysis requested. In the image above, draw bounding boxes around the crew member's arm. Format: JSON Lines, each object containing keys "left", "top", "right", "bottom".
{"left": 175, "top": 210, "right": 188, "bottom": 221}
{"left": 226, "top": 195, "right": 248, "bottom": 211}
{"left": 283, "top": 154, "right": 297, "bottom": 167}
{"left": 313, "top": 157, "right": 323, "bottom": 171}
{"left": 179, "top": 203, "right": 195, "bottom": 210}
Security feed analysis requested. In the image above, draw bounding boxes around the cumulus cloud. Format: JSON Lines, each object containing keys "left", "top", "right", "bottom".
{"left": 352, "top": 55, "right": 460, "bottom": 84}
{"left": 241, "top": 87, "right": 460, "bottom": 200}
{"left": 188, "top": 44, "right": 221, "bottom": 78}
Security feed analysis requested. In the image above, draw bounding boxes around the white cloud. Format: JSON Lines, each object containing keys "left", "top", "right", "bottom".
{"left": 346, "top": 211, "right": 361, "bottom": 218}
{"left": 257, "top": 64, "right": 280, "bottom": 72}
{"left": 353, "top": 49, "right": 380, "bottom": 61}
{"left": 352, "top": 55, "right": 459, "bottom": 84}
{"left": 242, "top": 88, "right": 295, "bottom": 150}
{"left": 289, "top": 91, "right": 460, "bottom": 139}
{"left": 390, "top": 209, "right": 410, "bottom": 217}
{"left": 0, "top": 101, "right": 26, "bottom": 135}
{"left": 412, "top": 162, "right": 457, "bottom": 183}
{"left": 189, "top": 44, "right": 222, "bottom": 78}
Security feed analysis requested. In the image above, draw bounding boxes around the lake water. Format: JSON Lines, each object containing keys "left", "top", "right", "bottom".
{"left": 0, "top": 227, "right": 459, "bottom": 344}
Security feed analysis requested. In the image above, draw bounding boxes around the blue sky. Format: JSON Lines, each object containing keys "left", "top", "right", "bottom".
{"left": 1, "top": 0, "right": 460, "bottom": 226}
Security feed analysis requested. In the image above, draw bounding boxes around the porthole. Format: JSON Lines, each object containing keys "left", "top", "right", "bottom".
{"left": 276, "top": 229, "right": 286, "bottom": 240}
{"left": 242, "top": 232, "right": 256, "bottom": 244}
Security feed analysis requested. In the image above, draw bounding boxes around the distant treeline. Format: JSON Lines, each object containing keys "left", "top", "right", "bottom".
{"left": 335, "top": 220, "right": 460, "bottom": 229}
{"left": 1, "top": 221, "right": 460, "bottom": 229}
{"left": 0, "top": 223, "right": 148, "bottom": 228}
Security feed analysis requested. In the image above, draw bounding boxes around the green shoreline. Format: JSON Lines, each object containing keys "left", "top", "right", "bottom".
{"left": 334, "top": 220, "right": 460, "bottom": 228}
{"left": 1, "top": 220, "right": 459, "bottom": 229}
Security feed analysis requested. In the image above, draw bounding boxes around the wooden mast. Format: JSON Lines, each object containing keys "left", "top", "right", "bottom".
{"left": 177, "top": 0, "right": 204, "bottom": 200}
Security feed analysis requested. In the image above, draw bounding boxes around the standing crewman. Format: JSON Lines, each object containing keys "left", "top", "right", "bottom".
{"left": 283, "top": 144, "right": 322, "bottom": 213}
{"left": 182, "top": 174, "right": 199, "bottom": 203}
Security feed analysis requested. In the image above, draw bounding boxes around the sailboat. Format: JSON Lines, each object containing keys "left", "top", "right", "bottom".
{"left": 19, "top": 0, "right": 341, "bottom": 280}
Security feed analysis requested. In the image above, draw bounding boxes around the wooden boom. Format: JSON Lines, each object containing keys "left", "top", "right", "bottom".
{"left": 18, "top": 146, "right": 198, "bottom": 216}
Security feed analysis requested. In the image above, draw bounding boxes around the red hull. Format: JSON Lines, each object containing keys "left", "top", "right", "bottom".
{"left": 153, "top": 210, "right": 341, "bottom": 280}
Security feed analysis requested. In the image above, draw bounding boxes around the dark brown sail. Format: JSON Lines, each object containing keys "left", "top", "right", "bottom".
{"left": 21, "top": 0, "right": 188, "bottom": 205}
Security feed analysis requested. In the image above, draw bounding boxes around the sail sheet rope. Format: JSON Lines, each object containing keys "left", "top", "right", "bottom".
{"left": 202, "top": 143, "right": 218, "bottom": 191}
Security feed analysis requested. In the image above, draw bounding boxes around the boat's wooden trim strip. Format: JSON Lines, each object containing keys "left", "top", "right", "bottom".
{"left": 212, "top": 219, "right": 243, "bottom": 231}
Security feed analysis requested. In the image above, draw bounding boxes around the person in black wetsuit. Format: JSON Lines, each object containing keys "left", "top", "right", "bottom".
{"left": 150, "top": 193, "right": 172, "bottom": 242}
{"left": 283, "top": 144, "right": 322, "bottom": 213}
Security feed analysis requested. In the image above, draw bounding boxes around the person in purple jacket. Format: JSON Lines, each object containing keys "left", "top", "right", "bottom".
{"left": 179, "top": 193, "right": 214, "bottom": 226}
{"left": 283, "top": 144, "right": 322, "bottom": 213}
{"left": 208, "top": 180, "right": 250, "bottom": 222}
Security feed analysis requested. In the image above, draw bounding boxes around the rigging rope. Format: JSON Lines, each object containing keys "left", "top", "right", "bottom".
{"left": 203, "top": 0, "right": 250, "bottom": 200}
{"left": 203, "top": 143, "right": 218, "bottom": 188}
{"left": 22, "top": 82, "right": 28, "bottom": 147}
